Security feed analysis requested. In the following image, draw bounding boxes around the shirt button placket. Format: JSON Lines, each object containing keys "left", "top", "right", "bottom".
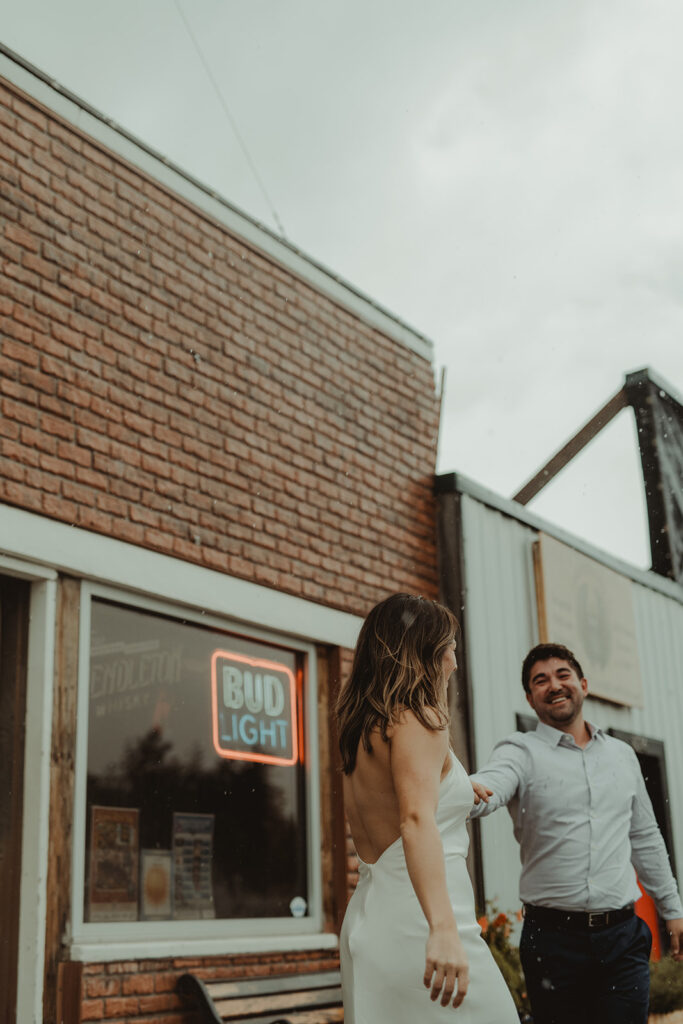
{"left": 585, "top": 749, "right": 595, "bottom": 898}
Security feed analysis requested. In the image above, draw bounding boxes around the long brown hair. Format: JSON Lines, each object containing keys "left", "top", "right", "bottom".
{"left": 335, "top": 593, "right": 457, "bottom": 774}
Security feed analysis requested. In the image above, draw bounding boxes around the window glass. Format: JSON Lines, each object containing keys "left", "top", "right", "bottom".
{"left": 85, "top": 599, "right": 308, "bottom": 924}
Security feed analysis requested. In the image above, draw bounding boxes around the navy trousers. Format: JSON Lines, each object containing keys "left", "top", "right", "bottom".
{"left": 519, "top": 913, "right": 652, "bottom": 1024}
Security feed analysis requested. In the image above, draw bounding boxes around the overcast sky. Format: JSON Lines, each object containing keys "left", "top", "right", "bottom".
{"left": 3, "top": 0, "right": 683, "bottom": 569}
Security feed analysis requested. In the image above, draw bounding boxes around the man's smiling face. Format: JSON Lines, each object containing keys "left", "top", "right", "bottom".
{"left": 525, "top": 657, "right": 588, "bottom": 729}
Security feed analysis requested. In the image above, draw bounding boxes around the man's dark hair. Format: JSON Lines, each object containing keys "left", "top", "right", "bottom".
{"left": 521, "top": 643, "right": 584, "bottom": 693}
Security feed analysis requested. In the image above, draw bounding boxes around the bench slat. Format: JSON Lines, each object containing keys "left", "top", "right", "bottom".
{"left": 177, "top": 969, "right": 343, "bottom": 1023}
{"left": 205, "top": 970, "right": 341, "bottom": 1000}
{"left": 214, "top": 986, "right": 342, "bottom": 1017}
{"left": 218, "top": 1009, "right": 344, "bottom": 1024}
{"left": 262, "top": 1009, "right": 344, "bottom": 1024}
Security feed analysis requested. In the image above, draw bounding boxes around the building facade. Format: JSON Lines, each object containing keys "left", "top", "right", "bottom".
{"left": 436, "top": 472, "right": 683, "bottom": 948}
{"left": 0, "top": 48, "right": 441, "bottom": 1024}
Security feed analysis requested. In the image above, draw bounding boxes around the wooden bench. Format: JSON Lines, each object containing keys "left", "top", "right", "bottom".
{"left": 177, "top": 968, "right": 344, "bottom": 1024}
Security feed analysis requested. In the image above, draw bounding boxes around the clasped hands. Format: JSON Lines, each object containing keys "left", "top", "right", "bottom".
{"left": 471, "top": 780, "right": 493, "bottom": 805}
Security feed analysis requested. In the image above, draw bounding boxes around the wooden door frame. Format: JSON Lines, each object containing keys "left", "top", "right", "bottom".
{"left": 0, "top": 575, "right": 30, "bottom": 1024}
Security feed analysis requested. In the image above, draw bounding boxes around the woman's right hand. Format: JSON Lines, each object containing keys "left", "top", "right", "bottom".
{"left": 424, "top": 923, "right": 470, "bottom": 1008}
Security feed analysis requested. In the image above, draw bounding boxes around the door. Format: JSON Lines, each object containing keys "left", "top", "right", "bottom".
{"left": 610, "top": 727, "right": 677, "bottom": 957}
{"left": 0, "top": 575, "right": 30, "bottom": 1024}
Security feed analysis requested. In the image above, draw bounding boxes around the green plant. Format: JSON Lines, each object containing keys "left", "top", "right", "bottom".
{"left": 478, "top": 905, "right": 531, "bottom": 1017}
{"left": 649, "top": 956, "right": 683, "bottom": 1014}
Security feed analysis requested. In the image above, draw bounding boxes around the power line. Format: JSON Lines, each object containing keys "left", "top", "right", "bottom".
{"left": 173, "top": 0, "right": 288, "bottom": 240}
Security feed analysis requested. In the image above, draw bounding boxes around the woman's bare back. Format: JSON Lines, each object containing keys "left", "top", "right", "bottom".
{"left": 343, "top": 725, "right": 451, "bottom": 864}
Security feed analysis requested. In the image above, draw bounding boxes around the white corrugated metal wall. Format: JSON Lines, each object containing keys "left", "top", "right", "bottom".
{"left": 459, "top": 486, "right": 683, "bottom": 918}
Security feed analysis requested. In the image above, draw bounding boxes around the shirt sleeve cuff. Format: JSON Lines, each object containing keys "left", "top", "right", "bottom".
{"left": 656, "top": 897, "right": 683, "bottom": 920}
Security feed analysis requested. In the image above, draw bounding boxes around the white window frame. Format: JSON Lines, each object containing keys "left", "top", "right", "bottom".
{"left": 0, "top": 555, "right": 57, "bottom": 1024}
{"left": 70, "top": 581, "right": 330, "bottom": 960}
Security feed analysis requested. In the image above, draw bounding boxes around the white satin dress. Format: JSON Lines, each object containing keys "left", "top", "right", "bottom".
{"left": 340, "top": 751, "right": 518, "bottom": 1023}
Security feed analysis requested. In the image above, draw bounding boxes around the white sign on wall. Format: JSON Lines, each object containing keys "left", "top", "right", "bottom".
{"left": 534, "top": 533, "right": 643, "bottom": 707}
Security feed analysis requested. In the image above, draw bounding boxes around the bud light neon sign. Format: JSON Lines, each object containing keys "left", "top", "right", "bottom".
{"left": 210, "top": 650, "right": 299, "bottom": 766}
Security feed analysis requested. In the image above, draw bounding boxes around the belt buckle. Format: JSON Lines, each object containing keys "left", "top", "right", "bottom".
{"left": 588, "top": 911, "right": 608, "bottom": 928}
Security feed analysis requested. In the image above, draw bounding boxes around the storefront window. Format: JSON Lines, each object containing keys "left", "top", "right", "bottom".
{"left": 84, "top": 599, "right": 309, "bottom": 925}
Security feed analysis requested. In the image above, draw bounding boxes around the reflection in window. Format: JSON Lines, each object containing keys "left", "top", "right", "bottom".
{"left": 85, "top": 600, "right": 308, "bottom": 923}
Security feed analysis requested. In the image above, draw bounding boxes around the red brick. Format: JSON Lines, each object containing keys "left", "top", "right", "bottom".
{"left": 115, "top": 520, "right": 145, "bottom": 545}
{"left": 62, "top": 480, "right": 95, "bottom": 505}
{"left": 42, "top": 492, "right": 78, "bottom": 519}
{"left": 81, "top": 998, "right": 104, "bottom": 1021}
{"left": 85, "top": 976, "right": 121, "bottom": 998}
{"left": 103, "top": 996, "right": 139, "bottom": 1016}
{"left": 12, "top": 97, "right": 48, "bottom": 131}
{"left": 57, "top": 441, "right": 92, "bottom": 468}
{"left": 120, "top": 972, "right": 155, "bottom": 996}
{"left": 137, "top": 992, "right": 181, "bottom": 1013}
{"left": 1, "top": 314, "right": 34, "bottom": 346}
{"left": 4, "top": 222, "right": 40, "bottom": 252}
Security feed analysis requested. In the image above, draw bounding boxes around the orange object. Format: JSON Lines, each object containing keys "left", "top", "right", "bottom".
{"left": 635, "top": 878, "right": 661, "bottom": 961}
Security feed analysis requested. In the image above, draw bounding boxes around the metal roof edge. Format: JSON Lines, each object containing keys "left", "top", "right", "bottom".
{"left": 624, "top": 366, "right": 683, "bottom": 409}
{"left": 435, "top": 470, "right": 683, "bottom": 605}
{"left": 0, "top": 42, "right": 434, "bottom": 363}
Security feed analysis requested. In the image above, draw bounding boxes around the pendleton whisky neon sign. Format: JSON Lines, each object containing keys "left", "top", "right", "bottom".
{"left": 210, "top": 650, "right": 298, "bottom": 766}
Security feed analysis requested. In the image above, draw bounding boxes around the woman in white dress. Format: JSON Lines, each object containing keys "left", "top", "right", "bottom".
{"left": 336, "top": 593, "right": 518, "bottom": 1023}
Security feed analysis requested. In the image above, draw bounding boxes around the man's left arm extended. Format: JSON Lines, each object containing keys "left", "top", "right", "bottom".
{"left": 629, "top": 753, "right": 683, "bottom": 961}
{"left": 468, "top": 738, "right": 527, "bottom": 819}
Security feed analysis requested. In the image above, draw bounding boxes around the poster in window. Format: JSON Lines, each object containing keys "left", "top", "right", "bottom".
{"left": 172, "top": 812, "right": 215, "bottom": 919}
{"left": 89, "top": 806, "right": 139, "bottom": 921}
{"left": 140, "top": 849, "right": 173, "bottom": 920}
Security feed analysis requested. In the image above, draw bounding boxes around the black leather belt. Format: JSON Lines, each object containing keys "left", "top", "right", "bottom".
{"left": 523, "top": 903, "right": 635, "bottom": 931}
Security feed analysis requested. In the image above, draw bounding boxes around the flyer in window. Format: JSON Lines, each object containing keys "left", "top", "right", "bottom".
{"left": 140, "top": 849, "right": 173, "bottom": 920}
{"left": 89, "top": 806, "right": 139, "bottom": 921}
{"left": 172, "top": 812, "right": 216, "bottom": 919}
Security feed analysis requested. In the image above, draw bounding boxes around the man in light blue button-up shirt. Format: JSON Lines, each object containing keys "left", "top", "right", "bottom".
{"left": 470, "top": 642, "right": 683, "bottom": 1024}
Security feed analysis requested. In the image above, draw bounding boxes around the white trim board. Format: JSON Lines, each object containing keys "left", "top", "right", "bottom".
{"left": 0, "top": 504, "right": 363, "bottom": 648}
{"left": 15, "top": 578, "right": 56, "bottom": 1024}
{"left": 70, "top": 932, "right": 338, "bottom": 963}
{"left": 0, "top": 45, "right": 433, "bottom": 363}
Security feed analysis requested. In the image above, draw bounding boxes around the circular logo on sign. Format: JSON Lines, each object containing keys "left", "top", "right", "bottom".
{"left": 289, "top": 895, "right": 308, "bottom": 918}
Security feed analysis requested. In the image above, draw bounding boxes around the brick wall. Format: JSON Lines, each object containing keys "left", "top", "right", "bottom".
{"left": 1, "top": 71, "right": 442, "bottom": 1024}
{"left": 0, "top": 76, "right": 440, "bottom": 620}
{"left": 78, "top": 948, "right": 339, "bottom": 1023}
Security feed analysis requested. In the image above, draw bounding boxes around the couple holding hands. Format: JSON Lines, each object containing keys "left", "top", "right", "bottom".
{"left": 336, "top": 593, "right": 683, "bottom": 1024}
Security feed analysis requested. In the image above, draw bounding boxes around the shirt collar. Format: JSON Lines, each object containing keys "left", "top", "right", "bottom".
{"left": 534, "top": 720, "right": 603, "bottom": 747}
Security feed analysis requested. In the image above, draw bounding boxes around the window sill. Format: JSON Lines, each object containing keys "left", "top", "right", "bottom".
{"left": 69, "top": 930, "right": 339, "bottom": 962}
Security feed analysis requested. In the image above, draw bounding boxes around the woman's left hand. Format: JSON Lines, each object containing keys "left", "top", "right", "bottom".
{"left": 471, "top": 780, "right": 493, "bottom": 805}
